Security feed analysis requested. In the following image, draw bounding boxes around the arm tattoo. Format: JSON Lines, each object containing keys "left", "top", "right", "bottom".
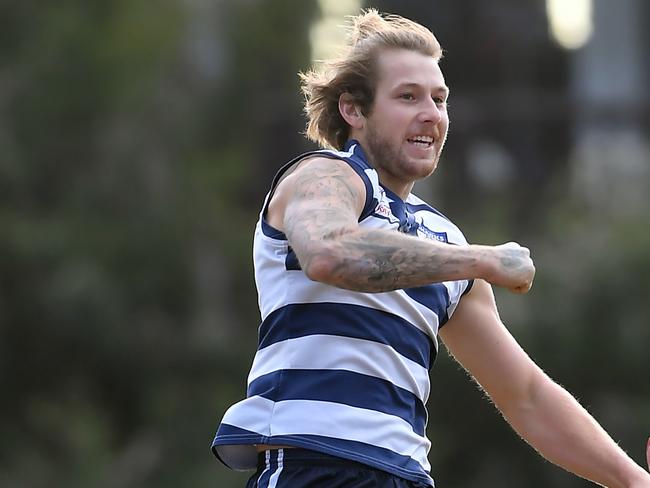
{"left": 330, "top": 232, "right": 479, "bottom": 292}
{"left": 284, "top": 160, "right": 481, "bottom": 293}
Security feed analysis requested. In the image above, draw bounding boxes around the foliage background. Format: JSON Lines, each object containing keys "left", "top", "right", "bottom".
{"left": 1, "top": 1, "right": 648, "bottom": 487}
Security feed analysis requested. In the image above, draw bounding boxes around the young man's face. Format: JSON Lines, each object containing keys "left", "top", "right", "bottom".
{"left": 357, "top": 48, "right": 450, "bottom": 196}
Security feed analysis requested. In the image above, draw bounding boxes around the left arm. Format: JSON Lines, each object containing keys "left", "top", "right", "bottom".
{"left": 440, "top": 279, "right": 650, "bottom": 487}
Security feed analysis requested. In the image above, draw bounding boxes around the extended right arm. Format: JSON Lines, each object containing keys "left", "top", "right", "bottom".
{"left": 266, "top": 157, "right": 535, "bottom": 293}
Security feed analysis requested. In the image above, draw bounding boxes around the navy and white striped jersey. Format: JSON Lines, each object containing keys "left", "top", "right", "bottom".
{"left": 212, "top": 140, "right": 473, "bottom": 487}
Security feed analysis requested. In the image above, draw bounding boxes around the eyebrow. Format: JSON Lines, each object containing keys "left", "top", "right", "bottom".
{"left": 393, "top": 82, "right": 450, "bottom": 96}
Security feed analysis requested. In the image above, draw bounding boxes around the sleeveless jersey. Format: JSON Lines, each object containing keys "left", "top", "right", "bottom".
{"left": 211, "top": 140, "right": 473, "bottom": 487}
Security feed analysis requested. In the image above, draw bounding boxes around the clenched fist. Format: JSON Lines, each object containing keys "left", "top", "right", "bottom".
{"left": 479, "top": 242, "right": 536, "bottom": 294}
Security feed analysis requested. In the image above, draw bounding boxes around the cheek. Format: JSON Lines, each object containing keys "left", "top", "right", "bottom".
{"left": 369, "top": 106, "right": 416, "bottom": 141}
{"left": 439, "top": 115, "right": 450, "bottom": 134}
{"left": 380, "top": 104, "right": 410, "bottom": 123}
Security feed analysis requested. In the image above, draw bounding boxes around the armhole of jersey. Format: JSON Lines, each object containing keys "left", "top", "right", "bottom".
{"left": 261, "top": 152, "right": 373, "bottom": 224}
{"left": 261, "top": 153, "right": 312, "bottom": 218}
{"left": 462, "top": 279, "right": 474, "bottom": 296}
{"left": 344, "top": 162, "right": 374, "bottom": 221}
{"left": 437, "top": 278, "right": 474, "bottom": 332}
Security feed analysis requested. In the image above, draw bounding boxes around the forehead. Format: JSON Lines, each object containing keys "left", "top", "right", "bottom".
{"left": 375, "top": 48, "right": 446, "bottom": 91}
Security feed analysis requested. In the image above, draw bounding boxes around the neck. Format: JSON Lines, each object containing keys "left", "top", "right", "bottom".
{"left": 375, "top": 171, "right": 414, "bottom": 200}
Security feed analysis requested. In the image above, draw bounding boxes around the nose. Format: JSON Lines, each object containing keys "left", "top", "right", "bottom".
{"left": 418, "top": 97, "right": 442, "bottom": 124}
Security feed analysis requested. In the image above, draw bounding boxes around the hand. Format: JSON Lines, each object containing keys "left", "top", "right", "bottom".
{"left": 483, "top": 242, "right": 536, "bottom": 294}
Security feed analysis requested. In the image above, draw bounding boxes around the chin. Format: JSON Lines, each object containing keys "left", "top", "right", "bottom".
{"left": 406, "top": 155, "right": 438, "bottom": 177}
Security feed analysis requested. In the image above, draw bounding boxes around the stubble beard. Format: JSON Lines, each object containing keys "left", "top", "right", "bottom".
{"left": 364, "top": 124, "right": 441, "bottom": 184}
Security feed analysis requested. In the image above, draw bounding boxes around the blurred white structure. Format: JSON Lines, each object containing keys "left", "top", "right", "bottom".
{"left": 546, "top": 0, "right": 593, "bottom": 50}
{"left": 568, "top": 0, "right": 649, "bottom": 214}
{"left": 310, "top": 0, "right": 362, "bottom": 63}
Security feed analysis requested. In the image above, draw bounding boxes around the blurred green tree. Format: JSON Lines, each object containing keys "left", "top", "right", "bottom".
{"left": 1, "top": 1, "right": 648, "bottom": 487}
{"left": 0, "top": 0, "right": 317, "bottom": 486}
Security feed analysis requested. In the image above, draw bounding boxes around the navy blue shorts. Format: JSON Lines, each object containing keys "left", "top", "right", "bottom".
{"left": 246, "top": 448, "right": 431, "bottom": 488}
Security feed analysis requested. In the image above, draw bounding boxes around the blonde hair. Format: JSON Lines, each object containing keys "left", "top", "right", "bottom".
{"left": 300, "top": 9, "right": 443, "bottom": 150}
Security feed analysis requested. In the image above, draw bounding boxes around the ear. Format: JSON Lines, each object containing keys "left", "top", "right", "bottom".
{"left": 338, "top": 93, "right": 365, "bottom": 130}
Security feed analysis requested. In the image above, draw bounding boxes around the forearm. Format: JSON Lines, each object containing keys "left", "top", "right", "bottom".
{"left": 279, "top": 157, "right": 534, "bottom": 293}
{"left": 501, "top": 376, "right": 650, "bottom": 487}
{"left": 301, "top": 227, "right": 498, "bottom": 293}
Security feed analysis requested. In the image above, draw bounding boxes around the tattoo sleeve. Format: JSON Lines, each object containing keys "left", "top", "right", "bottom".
{"left": 283, "top": 159, "right": 485, "bottom": 293}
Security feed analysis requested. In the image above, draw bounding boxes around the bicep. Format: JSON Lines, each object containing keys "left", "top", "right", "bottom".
{"left": 270, "top": 157, "right": 366, "bottom": 269}
{"left": 440, "top": 279, "right": 542, "bottom": 409}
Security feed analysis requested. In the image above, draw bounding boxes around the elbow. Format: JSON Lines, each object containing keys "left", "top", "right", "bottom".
{"left": 302, "top": 252, "right": 342, "bottom": 285}
{"left": 498, "top": 368, "right": 552, "bottom": 422}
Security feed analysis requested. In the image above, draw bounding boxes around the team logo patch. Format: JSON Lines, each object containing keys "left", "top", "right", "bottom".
{"left": 374, "top": 188, "right": 400, "bottom": 224}
{"left": 417, "top": 224, "right": 448, "bottom": 242}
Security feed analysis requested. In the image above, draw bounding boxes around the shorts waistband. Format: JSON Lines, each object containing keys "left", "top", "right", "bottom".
{"left": 256, "top": 448, "right": 366, "bottom": 469}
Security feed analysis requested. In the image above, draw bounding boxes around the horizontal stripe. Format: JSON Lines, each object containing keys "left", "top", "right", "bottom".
{"left": 217, "top": 395, "right": 431, "bottom": 469}
{"left": 259, "top": 302, "right": 434, "bottom": 369}
{"left": 255, "top": 263, "right": 444, "bottom": 347}
{"left": 248, "top": 335, "right": 430, "bottom": 402}
{"left": 248, "top": 369, "right": 427, "bottom": 435}
{"left": 403, "top": 284, "right": 450, "bottom": 327}
{"left": 212, "top": 424, "right": 433, "bottom": 485}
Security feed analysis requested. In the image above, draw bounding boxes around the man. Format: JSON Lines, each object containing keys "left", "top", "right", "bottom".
{"left": 212, "top": 10, "right": 650, "bottom": 488}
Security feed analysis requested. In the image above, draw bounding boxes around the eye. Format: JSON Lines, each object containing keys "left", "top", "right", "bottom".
{"left": 432, "top": 96, "right": 447, "bottom": 106}
{"left": 400, "top": 93, "right": 415, "bottom": 101}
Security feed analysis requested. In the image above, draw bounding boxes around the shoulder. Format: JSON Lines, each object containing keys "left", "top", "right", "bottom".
{"left": 281, "top": 155, "right": 366, "bottom": 197}
{"left": 266, "top": 155, "right": 366, "bottom": 231}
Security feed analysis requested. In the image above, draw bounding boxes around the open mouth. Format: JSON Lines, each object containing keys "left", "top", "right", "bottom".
{"left": 407, "top": 136, "right": 434, "bottom": 148}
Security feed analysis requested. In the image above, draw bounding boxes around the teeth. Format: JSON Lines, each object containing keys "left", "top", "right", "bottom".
{"left": 409, "top": 136, "right": 433, "bottom": 144}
